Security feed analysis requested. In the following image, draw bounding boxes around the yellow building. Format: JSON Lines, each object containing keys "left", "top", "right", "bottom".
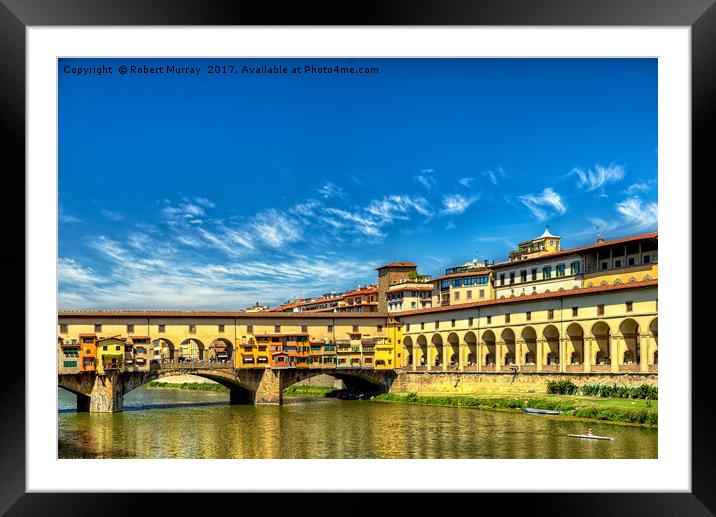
{"left": 96, "top": 337, "right": 126, "bottom": 374}
{"left": 397, "top": 280, "right": 657, "bottom": 374}
{"left": 386, "top": 281, "right": 434, "bottom": 312}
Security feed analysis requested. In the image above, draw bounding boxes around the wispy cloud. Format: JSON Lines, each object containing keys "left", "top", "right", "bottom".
{"left": 415, "top": 168, "right": 436, "bottom": 190}
{"left": 570, "top": 164, "right": 625, "bottom": 193}
{"left": 518, "top": 187, "right": 567, "bottom": 221}
{"left": 101, "top": 209, "right": 123, "bottom": 222}
{"left": 251, "top": 209, "right": 301, "bottom": 247}
{"left": 616, "top": 196, "right": 658, "bottom": 231}
{"left": 59, "top": 205, "right": 82, "bottom": 224}
{"left": 459, "top": 177, "right": 474, "bottom": 188}
{"left": 441, "top": 194, "right": 478, "bottom": 215}
{"left": 624, "top": 179, "right": 656, "bottom": 195}
{"left": 317, "top": 182, "right": 345, "bottom": 199}
{"left": 481, "top": 167, "right": 506, "bottom": 186}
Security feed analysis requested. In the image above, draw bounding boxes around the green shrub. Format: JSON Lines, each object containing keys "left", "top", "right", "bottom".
{"left": 546, "top": 379, "right": 579, "bottom": 395}
{"left": 580, "top": 383, "right": 658, "bottom": 400}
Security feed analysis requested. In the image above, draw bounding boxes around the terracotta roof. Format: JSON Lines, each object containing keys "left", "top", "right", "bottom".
{"left": 493, "top": 232, "right": 658, "bottom": 269}
{"left": 395, "top": 279, "right": 657, "bottom": 317}
{"left": 59, "top": 311, "right": 389, "bottom": 319}
{"left": 78, "top": 333, "right": 97, "bottom": 338}
{"left": 129, "top": 335, "right": 150, "bottom": 340}
{"left": 376, "top": 261, "right": 417, "bottom": 269}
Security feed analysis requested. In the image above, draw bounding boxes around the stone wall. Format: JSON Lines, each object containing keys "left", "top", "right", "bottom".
{"left": 390, "top": 371, "right": 658, "bottom": 395}
{"left": 293, "top": 374, "right": 343, "bottom": 388}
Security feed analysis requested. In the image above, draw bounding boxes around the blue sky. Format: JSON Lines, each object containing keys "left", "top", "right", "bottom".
{"left": 58, "top": 58, "right": 657, "bottom": 310}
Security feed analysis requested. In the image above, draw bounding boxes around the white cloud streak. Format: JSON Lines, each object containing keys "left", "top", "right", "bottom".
{"left": 518, "top": 187, "right": 567, "bottom": 221}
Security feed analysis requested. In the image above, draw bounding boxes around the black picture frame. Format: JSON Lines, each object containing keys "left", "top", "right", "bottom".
{"left": 2, "top": 1, "right": 711, "bottom": 514}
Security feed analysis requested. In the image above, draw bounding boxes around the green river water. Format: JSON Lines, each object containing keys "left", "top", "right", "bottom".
{"left": 58, "top": 387, "right": 657, "bottom": 459}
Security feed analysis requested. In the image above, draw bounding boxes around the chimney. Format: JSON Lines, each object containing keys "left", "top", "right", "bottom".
{"left": 595, "top": 236, "right": 605, "bottom": 244}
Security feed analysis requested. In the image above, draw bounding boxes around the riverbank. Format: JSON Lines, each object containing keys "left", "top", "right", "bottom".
{"left": 144, "top": 381, "right": 227, "bottom": 392}
{"left": 373, "top": 392, "right": 657, "bottom": 427}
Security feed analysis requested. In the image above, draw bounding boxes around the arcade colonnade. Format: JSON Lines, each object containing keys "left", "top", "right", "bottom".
{"left": 400, "top": 316, "right": 658, "bottom": 374}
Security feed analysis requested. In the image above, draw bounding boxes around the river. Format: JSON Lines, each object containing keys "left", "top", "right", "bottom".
{"left": 58, "top": 388, "right": 657, "bottom": 459}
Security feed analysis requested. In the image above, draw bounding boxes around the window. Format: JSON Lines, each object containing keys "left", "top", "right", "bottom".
{"left": 411, "top": 301, "right": 417, "bottom": 308}
{"left": 301, "top": 325, "right": 308, "bottom": 333}
{"left": 435, "top": 321, "right": 440, "bottom": 329}
{"left": 158, "top": 324, "right": 165, "bottom": 333}
{"left": 352, "top": 325, "right": 359, "bottom": 332}
{"left": 420, "top": 322, "right": 425, "bottom": 330}
{"left": 572, "top": 307, "right": 579, "bottom": 317}
{"left": 505, "top": 313, "right": 511, "bottom": 323}
{"left": 218, "top": 324, "right": 225, "bottom": 333}
{"left": 548, "top": 309, "right": 554, "bottom": 320}
{"left": 466, "top": 290, "right": 472, "bottom": 300}
{"left": 479, "top": 289, "right": 485, "bottom": 299}
{"left": 102, "top": 345, "right": 108, "bottom": 351}
{"left": 63, "top": 361, "right": 77, "bottom": 368}
{"left": 274, "top": 325, "right": 281, "bottom": 333}
{"left": 643, "top": 255, "right": 651, "bottom": 264}
{"left": 441, "top": 280, "right": 450, "bottom": 290}
{"left": 464, "top": 277, "right": 476, "bottom": 286}
{"left": 452, "top": 278, "right": 462, "bottom": 287}
{"left": 247, "top": 325, "right": 254, "bottom": 334}
{"left": 454, "top": 291, "right": 460, "bottom": 301}
{"left": 500, "top": 273, "right": 506, "bottom": 286}
{"left": 628, "top": 257, "right": 635, "bottom": 266}
{"left": 60, "top": 324, "right": 68, "bottom": 334}
{"left": 520, "top": 270, "right": 527, "bottom": 282}
{"left": 377, "top": 325, "right": 383, "bottom": 333}
{"left": 468, "top": 317, "right": 474, "bottom": 326}
{"left": 555, "top": 264, "right": 565, "bottom": 277}
{"left": 94, "top": 324, "right": 102, "bottom": 333}
{"left": 509, "top": 272, "right": 515, "bottom": 284}
{"left": 327, "top": 325, "right": 333, "bottom": 332}
{"left": 601, "top": 261, "right": 608, "bottom": 270}
{"left": 526, "top": 311, "right": 531, "bottom": 321}
{"left": 451, "top": 319, "right": 456, "bottom": 327}
{"left": 126, "top": 324, "right": 134, "bottom": 333}
{"left": 570, "top": 261, "right": 581, "bottom": 275}
{"left": 486, "top": 316, "right": 491, "bottom": 324}
{"left": 615, "top": 259, "right": 622, "bottom": 267}
{"left": 189, "top": 324, "right": 196, "bottom": 334}
{"left": 531, "top": 268, "right": 537, "bottom": 281}
{"left": 626, "top": 301, "right": 633, "bottom": 312}
{"left": 542, "top": 266, "right": 552, "bottom": 279}
{"left": 597, "top": 304, "right": 605, "bottom": 316}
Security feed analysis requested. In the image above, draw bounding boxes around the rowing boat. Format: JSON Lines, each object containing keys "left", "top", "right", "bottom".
{"left": 567, "top": 434, "right": 614, "bottom": 441}
{"left": 522, "top": 407, "right": 563, "bottom": 415}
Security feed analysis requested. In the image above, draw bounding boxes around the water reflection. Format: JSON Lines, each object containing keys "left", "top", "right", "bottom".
{"left": 58, "top": 388, "right": 657, "bottom": 459}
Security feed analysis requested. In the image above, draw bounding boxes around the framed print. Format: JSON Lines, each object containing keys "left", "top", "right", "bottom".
{"left": 2, "top": 0, "right": 713, "bottom": 514}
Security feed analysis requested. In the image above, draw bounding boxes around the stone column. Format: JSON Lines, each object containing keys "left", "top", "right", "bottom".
{"left": 442, "top": 346, "right": 448, "bottom": 371}
{"left": 610, "top": 335, "right": 620, "bottom": 373}
{"left": 412, "top": 345, "right": 417, "bottom": 372}
{"left": 458, "top": 342, "right": 464, "bottom": 372}
{"left": 536, "top": 340, "right": 544, "bottom": 372}
{"left": 426, "top": 347, "right": 432, "bottom": 371}
{"left": 88, "top": 371, "right": 124, "bottom": 413}
{"left": 476, "top": 342, "right": 481, "bottom": 372}
{"left": 583, "top": 337, "right": 592, "bottom": 373}
{"left": 255, "top": 369, "right": 284, "bottom": 404}
{"left": 640, "top": 333, "right": 650, "bottom": 373}
{"left": 559, "top": 338, "right": 567, "bottom": 373}
{"left": 495, "top": 341, "right": 502, "bottom": 372}
{"left": 515, "top": 341, "right": 523, "bottom": 367}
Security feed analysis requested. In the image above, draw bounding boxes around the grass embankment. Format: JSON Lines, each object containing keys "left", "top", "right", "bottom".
{"left": 373, "top": 392, "right": 658, "bottom": 427}
{"left": 282, "top": 385, "right": 335, "bottom": 397}
{"left": 144, "top": 381, "right": 228, "bottom": 392}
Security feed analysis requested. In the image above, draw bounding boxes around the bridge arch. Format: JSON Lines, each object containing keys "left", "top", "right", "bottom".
{"left": 619, "top": 318, "right": 640, "bottom": 366}
{"left": 152, "top": 338, "right": 176, "bottom": 362}
{"left": 179, "top": 338, "right": 206, "bottom": 362}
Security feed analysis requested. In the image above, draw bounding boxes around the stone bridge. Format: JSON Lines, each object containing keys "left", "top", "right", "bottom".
{"left": 59, "top": 364, "right": 397, "bottom": 412}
